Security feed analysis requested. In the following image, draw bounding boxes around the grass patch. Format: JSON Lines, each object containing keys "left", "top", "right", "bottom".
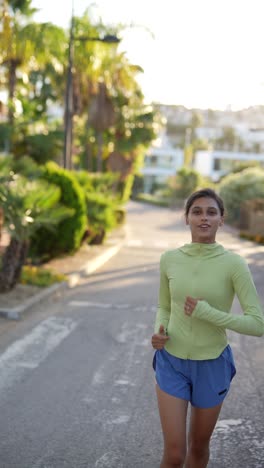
{"left": 20, "top": 265, "right": 67, "bottom": 287}
{"left": 240, "top": 232, "right": 264, "bottom": 245}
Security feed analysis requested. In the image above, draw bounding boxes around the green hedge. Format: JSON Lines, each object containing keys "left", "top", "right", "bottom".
{"left": 30, "top": 162, "right": 87, "bottom": 258}
{"left": 219, "top": 167, "right": 264, "bottom": 224}
{"left": 75, "top": 170, "right": 134, "bottom": 203}
{"left": 15, "top": 131, "right": 64, "bottom": 165}
{"left": 85, "top": 192, "right": 118, "bottom": 244}
{"left": 75, "top": 171, "right": 120, "bottom": 197}
{"left": 169, "top": 167, "right": 201, "bottom": 200}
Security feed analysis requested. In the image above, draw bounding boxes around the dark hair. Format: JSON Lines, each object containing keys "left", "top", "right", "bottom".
{"left": 184, "top": 188, "right": 225, "bottom": 216}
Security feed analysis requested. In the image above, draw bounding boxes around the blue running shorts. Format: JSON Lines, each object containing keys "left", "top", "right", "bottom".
{"left": 152, "top": 345, "right": 236, "bottom": 408}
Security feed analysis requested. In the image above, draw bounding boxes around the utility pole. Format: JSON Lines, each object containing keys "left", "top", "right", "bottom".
{"left": 63, "top": 3, "right": 74, "bottom": 169}
{"left": 62, "top": 0, "right": 120, "bottom": 170}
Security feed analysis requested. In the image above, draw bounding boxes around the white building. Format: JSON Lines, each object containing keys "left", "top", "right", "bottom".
{"left": 194, "top": 150, "right": 264, "bottom": 181}
{"left": 141, "top": 131, "right": 184, "bottom": 192}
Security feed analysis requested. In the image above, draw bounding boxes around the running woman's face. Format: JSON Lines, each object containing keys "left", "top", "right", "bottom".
{"left": 186, "top": 197, "right": 224, "bottom": 243}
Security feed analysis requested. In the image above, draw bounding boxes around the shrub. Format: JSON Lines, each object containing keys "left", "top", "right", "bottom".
{"left": 169, "top": 167, "right": 201, "bottom": 200}
{"left": 0, "top": 175, "right": 73, "bottom": 242}
{"left": 85, "top": 192, "right": 117, "bottom": 244}
{"left": 11, "top": 155, "right": 43, "bottom": 179}
{"left": 16, "top": 130, "right": 64, "bottom": 165}
{"left": 75, "top": 171, "right": 120, "bottom": 198}
{"left": 0, "top": 154, "right": 12, "bottom": 176}
{"left": 74, "top": 170, "right": 94, "bottom": 192}
{"left": 232, "top": 161, "right": 261, "bottom": 173}
{"left": 219, "top": 167, "right": 264, "bottom": 224}
{"left": 0, "top": 174, "right": 73, "bottom": 290}
{"left": 31, "top": 162, "right": 87, "bottom": 258}
{"left": 240, "top": 232, "right": 264, "bottom": 245}
{"left": 0, "top": 123, "right": 11, "bottom": 151}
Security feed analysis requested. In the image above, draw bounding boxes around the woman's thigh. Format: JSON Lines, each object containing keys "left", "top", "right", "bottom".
{"left": 156, "top": 384, "right": 188, "bottom": 452}
{"left": 188, "top": 403, "right": 223, "bottom": 447}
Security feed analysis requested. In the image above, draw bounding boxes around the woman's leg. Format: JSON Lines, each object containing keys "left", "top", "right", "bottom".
{"left": 156, "top": 385, "right": 189, "bottom": 468}
{"left": 185, "top": 403, "right": 223, "bottom": 468}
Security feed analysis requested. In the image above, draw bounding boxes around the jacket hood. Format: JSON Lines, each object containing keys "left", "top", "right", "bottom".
{"left": 179, "top": 242, "right": 226, "bottom": 258}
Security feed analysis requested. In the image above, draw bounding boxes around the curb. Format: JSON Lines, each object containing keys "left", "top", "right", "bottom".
{"left": 0, "top": 282, "right": 68, "bottom": 320}
{"left": 0, "top": 238, "right": 125, "bottom": 320}
{"left": 67, "top": 242, "right": 124, "bottom": 287}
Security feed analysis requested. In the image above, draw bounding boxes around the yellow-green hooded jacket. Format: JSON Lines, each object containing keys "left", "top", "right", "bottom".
{"left": 155, "top": 242, "right": 264, "bottom": 360}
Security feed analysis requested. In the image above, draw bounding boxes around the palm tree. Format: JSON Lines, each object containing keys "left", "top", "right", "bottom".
{"left": 87, "top": 82, "right": 116, "bottom": 171}
{"left": 59, "top": 8, "right": 158, "bottom": 175}
{"left": 0, "top": 1, "right": 35, "bottom": 126}
{"left": 0, "top": 174, "right": 73, "bottom": 291}
{"left": 0, "top": 1, "right": 67, "bottom": 149}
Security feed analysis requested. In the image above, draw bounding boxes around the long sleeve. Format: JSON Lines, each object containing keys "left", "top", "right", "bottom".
{"left": 154, "top": 253, "right": 171, "bottom": 333}
{"left": 193, "top": 257, "right": 264, "bottom": 337}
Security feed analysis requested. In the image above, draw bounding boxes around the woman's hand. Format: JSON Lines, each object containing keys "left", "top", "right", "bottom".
{"left": 151, "top": 325, "right": 170, "bottom": 350}
{"left": 184, "top": 296, "right": 200, "bottom": 316}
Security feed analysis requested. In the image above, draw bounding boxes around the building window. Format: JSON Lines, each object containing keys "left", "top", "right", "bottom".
{"left": 213, "top": 158, "right": 221, "bottom": 170}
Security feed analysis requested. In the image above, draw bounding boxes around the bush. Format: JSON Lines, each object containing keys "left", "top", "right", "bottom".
{"left": 219, "top": 168, "right": 264, "bottom": 224}
{"left": 75, "top": 171, "right": 120, "bottom": 198}
{"left": 169, "top": 167, "right": 201, "bottom": 200}
{"left": 75, "top": 169, "right": 134, "bottom": 203}
{"left": 240, "top": 232, "right": 264, "bottom": 244}
{"left": 0, "top": 154, "right": 12, "bottom": 177}
{"left": 15, "top": 130, "right": 64, "bottom": 165}
{"left": 0, "top": 123, "right": 11, "bottom": 151}
{"left": 85, "top": 192, "right": 118, "bottom": 244}
{"left": 11, "top": 155, "right": 43, "bottom": 178}
{"left": 31, "top": 162, "right": 87, "bottom": 258}
{"left": 0, "top": 174, "right": 74, "bottom": 242}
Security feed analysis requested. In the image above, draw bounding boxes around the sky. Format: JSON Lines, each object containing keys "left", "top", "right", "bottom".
{"left": 32, "top": 0, "right": 264, "bottom": 111}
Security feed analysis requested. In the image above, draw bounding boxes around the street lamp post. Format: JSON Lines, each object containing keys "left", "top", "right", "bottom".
{"left": 63, "top": 12, "right": 74, "bottom": 170}
{"left": 63, "top": 9, "right": 120, "bottom": 169}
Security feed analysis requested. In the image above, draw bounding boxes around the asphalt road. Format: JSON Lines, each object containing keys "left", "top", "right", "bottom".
{"left": 0, "top": 201, "right": 263, "bottom": 468}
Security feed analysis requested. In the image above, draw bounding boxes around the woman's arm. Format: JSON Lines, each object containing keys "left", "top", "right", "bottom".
{"left": 154, "top": 253, "right": 171, "bottom": 334}
{"left": 192, "top": 257, "right": 264, "bottom": 337}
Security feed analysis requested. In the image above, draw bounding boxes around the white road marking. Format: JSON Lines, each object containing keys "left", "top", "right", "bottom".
{"left": 115, "top": 379, "right": 135, "bottom": 386}
{"left": 215, "top": 418, "right": 243, "bottom": 431}
{"left": 91, "top": 368, "right": 106, "bottom": 386}
{"left": 0, "top": 317, "right": 77, "bottom": 394}
{"left": 95, "top": 451, "right": 123, "bottom": 468}
{"left": 69, "top": 301, "right": 156, "bottom": 314}
{"left": 107, "top": 414, "right": 130, "bottom": 425}
{"left": 69, "top": 300, "right": 113, "bottom": 308}
{"left": 211, "top": 418, "right": 264, "bottom": 466}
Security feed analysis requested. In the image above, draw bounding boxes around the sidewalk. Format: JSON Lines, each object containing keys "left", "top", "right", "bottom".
{"left": 0, "top": 225, "right": 127, "bottom": 320}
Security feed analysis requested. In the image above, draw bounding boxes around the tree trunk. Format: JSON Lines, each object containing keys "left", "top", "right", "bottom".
{"left": 8, "top": 59, "right": 18, "bottom": 127}
{"left": 0, "top": 208, "right": 3, "bottom": 243}
{"left": 96, "top": 132, "right": 103, "bottom": 172}
{"left": 0, "top": 238, "right": 29, "bottom": 292}
{"left": 85, "top": 125, "right": 93, "bottom": 171}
